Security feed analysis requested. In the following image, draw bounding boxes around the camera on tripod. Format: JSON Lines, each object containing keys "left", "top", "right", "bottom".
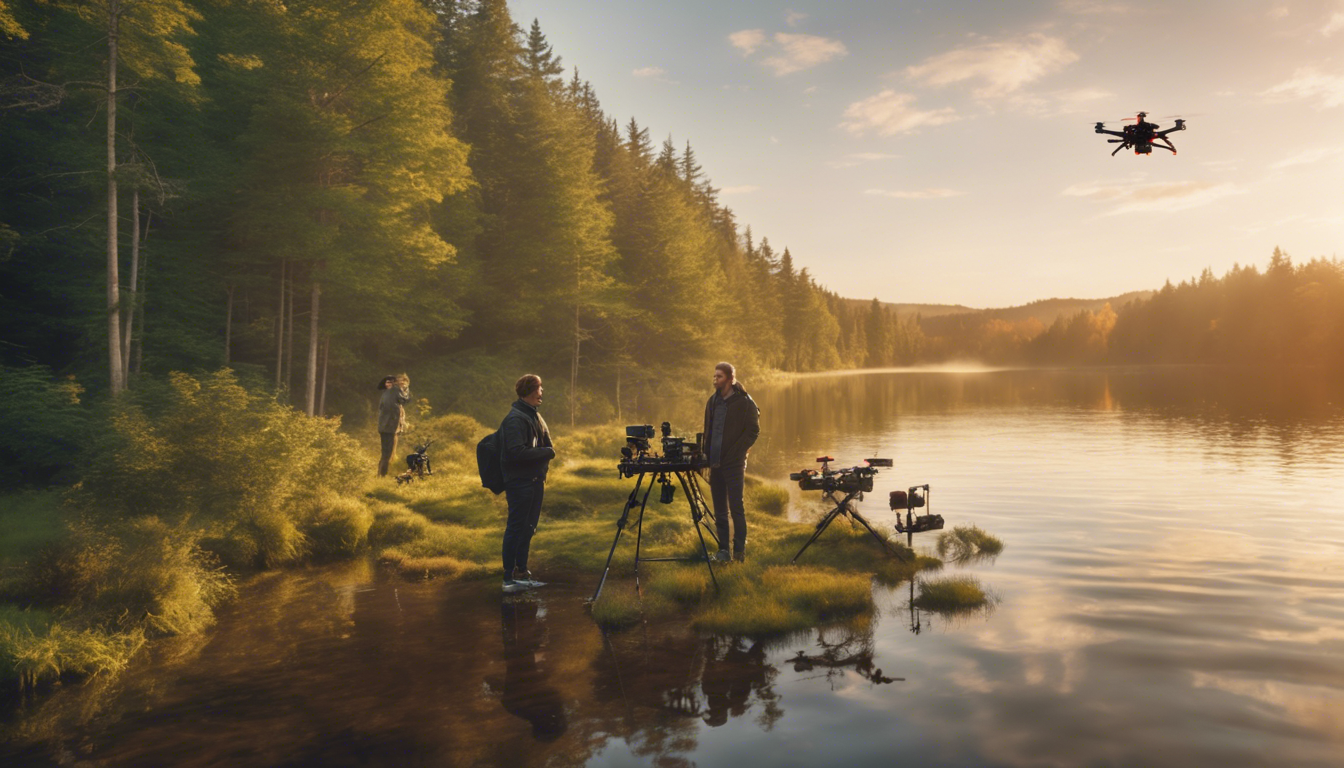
{"left": 789, "top": 456, "right": 892, "bottom": 495}
{"left": 618, "top": 422, "right": 707, "bottom": 479}
{"left": 890, "top": 483, "right": 944, "bottom": 534}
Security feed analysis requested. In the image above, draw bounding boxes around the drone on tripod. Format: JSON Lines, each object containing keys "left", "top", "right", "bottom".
{"left": 1094, "top": 112, "right": 1187, "bottom": 156}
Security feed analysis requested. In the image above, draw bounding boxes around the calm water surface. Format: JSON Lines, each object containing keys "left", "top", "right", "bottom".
{"left": 6, "top": 368, "right": 1344, "bottom": 767}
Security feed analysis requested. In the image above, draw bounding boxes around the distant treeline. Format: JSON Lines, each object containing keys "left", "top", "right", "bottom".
{"left": 0, "top": 0, "right": 921, "bottom": 424}
{"left": 919, "top": 249, "right": 1344, "bottom": 371}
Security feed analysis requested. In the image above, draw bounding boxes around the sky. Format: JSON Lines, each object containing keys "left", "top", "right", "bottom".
{"left": 507, "top": 0, "right": 1344, "bottom": 307}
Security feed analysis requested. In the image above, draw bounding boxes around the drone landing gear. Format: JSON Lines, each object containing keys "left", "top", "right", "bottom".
{"left": 791, "top": 489, "right": 905, "bottom": 564}
{"left": 590, "top": 469, "right": 721, "bottom": 604}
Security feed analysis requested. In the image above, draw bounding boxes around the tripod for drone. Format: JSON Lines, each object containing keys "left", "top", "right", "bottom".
{"left": 590, "top": 462, "right": 722, "bottom": 603}
{"left": 792, "top": 484, "right": 905, "bottom": 564}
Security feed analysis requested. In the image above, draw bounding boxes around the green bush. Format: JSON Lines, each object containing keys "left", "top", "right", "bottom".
{"left": 77, "top": 369, "right": 367, "bottom": 568}
{"left": 304, "top": 490, "right": 374, "bottom": 559}
{"left": 18, "top": 517, "right": 235, "bottom": 637}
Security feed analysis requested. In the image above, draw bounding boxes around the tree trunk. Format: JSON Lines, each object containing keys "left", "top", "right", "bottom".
{"left": 571, "top": 303, "right": 579, "bottom": 427}
{"left": 132, "top": 221, "right": 147, "bottom": 375}
{"left": 224, "top": 282, "right": 234, "bottom": 366}
{"left": 121, "top": 186, "right": 139, "bottom": 384}
{"left": 285, "top": 266, "right": 295, "bottom": 396}
{"left": 275, "top": 259, "right": 285, "bottom": 394}
{"left": 318, "top": 334, "right": 329, "bottom": 417}
{"left": 105, "top": 0, "right": 124, "bottom": 395}
{"left": 306, "top": 281, "right": 320, "bottom": 416}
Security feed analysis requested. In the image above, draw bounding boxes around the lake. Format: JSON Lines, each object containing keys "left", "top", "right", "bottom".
{"left": 6, "top": 368, "right": 1344, "bottom": 767}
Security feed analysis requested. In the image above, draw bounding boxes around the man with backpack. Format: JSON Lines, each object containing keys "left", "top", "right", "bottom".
{"left": 498, "top": 374, "right": 555, "bottom": 594}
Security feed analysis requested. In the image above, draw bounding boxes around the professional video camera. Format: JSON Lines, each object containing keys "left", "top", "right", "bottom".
{"left": 890, "top": 484, "right": 943, "bottom": 534}
{"left": 395, "top": 437, "right": 434, "bottom": 485}
{"left": 790, "top": 456, "right": 892, "bottom": 495}
{"left": 618, "top": 422, "right": 706, "bottom": 478}
{"left": 593, "top": 420, "right": 720, "bottom": 604}
{"left": 789, "top": 456, "right": 938, "bottom": 563}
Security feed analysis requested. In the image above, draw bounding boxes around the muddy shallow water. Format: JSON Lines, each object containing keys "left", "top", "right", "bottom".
{"left": 6, "top": 368, "right": 1344, "bottom": 767}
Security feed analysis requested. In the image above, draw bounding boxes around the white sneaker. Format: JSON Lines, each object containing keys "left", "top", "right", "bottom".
{"left": 513, "top": 571, "right": 546, "bottom": 588}
{"left": 502, "top": 580, "right": 528, "bottom": 594}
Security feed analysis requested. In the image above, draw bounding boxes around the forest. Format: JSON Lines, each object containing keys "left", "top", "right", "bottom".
{"left": 0, "top": 0, "right": 930, "bottom": 430}
{"left": 4, "top": 0, "right": 1341, "bottom": 432}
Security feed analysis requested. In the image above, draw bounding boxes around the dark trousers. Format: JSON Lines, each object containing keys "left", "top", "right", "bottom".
{"left": 378, "top": 432, "right": 398, "bottom": 476}
{"left": 503, "top": 477, "right": 545, "bottom": 576}
{"left": 709, "top": 463, "right": 746, "bottom": 553}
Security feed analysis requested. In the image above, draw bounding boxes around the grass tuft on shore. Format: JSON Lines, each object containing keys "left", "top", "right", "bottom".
{"left": 936, "top": 525, "right": 1004, "bottom": 563}
{"left": 913, "top": 574, "right": 996, "bottom": 613}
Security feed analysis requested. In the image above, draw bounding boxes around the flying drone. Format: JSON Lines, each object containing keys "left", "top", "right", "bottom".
{"left": 1094, "top": 112, "right": 1186, "bottom": 156}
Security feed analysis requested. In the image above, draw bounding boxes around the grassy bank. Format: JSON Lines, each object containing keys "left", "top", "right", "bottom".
{"left": 0, "top": 374, "right": 998, "bottom": 700}
{"left": 367, "top": 417, "right": 945, "bottom": 635}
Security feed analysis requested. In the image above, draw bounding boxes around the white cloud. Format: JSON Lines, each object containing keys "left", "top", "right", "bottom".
{"left": 1059, "top": 0, "right": 1137, "bottom": 14}
{"left": 1004, "top": 86, "right": 1114, "bottom": 116}
{"left": 840, "top": 90, "right": 958, "bottom": 136}
{"left": 827, "top": 152, "right": 901, "bottom": 169}
{"left": 720, "top": 185, "right": 760, "bottom": 195}
{"left": 729, "top": 29, "right": 767, "bottom": 56}
{"left": 1269, "top": 146, "right": 1344, "bottom": 170}
{"left": 1262, "top": 67, "right": 1344, "bottom": 107}
{"left": 1267, "top": 5, "right": 1290, "bottom": 20}
{"left": 1062, "top": 179, "right": 1246, "bottom": 215}
{"left": 762, "top": 33, "right": 848, "bottom": 75}
{"left": 785, "top": 10, "right": 808, "bottom": 28}
{"left": 865, "top": 188, "right": 962, "bottom": 199}
{"left": 1324, "top": 12, "right": 1344, "bottom": 35}
{"left": 905, "top": 33, "right": 1078, "bottom": 98}
{"left": 632, "top": 67, "right": 665, "bottom": 79}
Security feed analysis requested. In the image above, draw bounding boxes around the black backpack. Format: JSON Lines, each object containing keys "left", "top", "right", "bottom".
{"left": 476, "top": 430, "right": 505, "bottom": 494}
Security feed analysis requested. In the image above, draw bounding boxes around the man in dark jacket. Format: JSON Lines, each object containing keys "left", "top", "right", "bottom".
{"left": 702, "top": 362, "right": 760, "bottom": 562}
{"left": 377, "top": 374, "right": 411, "bottom": 477}
{"left": 500, "top": 374, "right": 555, "bottom": 594}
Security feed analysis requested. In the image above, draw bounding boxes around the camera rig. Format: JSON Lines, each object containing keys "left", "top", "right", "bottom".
{"left": 395, "top": 437, "right": 434, "bottom": 485}
{"left": 591, "top": 423, "right": 720, "bottom": 604}
{"left": 790, "top": 456, "right": 940, "bottom": 563}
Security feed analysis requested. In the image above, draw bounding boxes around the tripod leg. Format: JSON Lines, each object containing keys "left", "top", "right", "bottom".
{"left": 683, "top": 471, "right": 720, "bottom": 548}
{"left": 848, "top": 508, "right": 908, "bottom": 561}
{"left": 591, "top": 476, "right": 644, "bottom": 603}
{"left": 677, "top": 472, "right": 720, "bottom": 594}
{"left": 632, "top": 478, "right": 656, "bottom": 596}
{"left": 791, "top": 494, "right": 857, "bottom": 564}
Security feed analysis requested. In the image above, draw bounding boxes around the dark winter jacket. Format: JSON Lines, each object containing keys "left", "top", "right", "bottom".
{"left": 378, "top": 385, "right": 411, "bottom": 434}
{"left": 702, "top": 383, "right": 760, "bottom": 468}
{"left": 500, "top": 399, "right": 555, "bottom": 481}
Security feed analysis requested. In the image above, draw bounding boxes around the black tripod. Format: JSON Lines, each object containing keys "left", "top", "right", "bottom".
{"left": 591, "top": 465, "right": 721, "bottom": 603}
{"left": 792, "top": 487, "right": 905, "bottom": 564}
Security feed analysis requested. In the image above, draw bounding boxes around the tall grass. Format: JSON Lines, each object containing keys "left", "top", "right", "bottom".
{"left": 936, "top": 525, "right": 1004, "bottom": 563}
{"left": 913, "top": 575, "right": 996, "bottom": 613}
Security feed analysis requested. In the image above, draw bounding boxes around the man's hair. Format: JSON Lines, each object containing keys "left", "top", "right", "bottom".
{"left": 515, "top": 374, "right": 542, "bottom": 399}
{"left": 378, "top": 375, "right": 397, "bottom": 391}
{"left": 715, "top": 362, "right": 735, "bottom": 380}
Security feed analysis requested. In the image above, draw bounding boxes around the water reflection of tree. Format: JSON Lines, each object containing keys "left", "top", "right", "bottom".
{"left": 753, "top": 368, "right": 1344, "bottom": 476}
